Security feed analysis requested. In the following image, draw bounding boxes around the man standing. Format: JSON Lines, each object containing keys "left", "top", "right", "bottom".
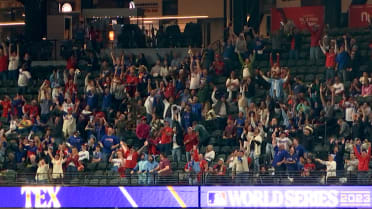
{"left": 353, "top": 142, "right": 371, "bottom": 185}
{"left": 232, "top": 150, "right": 249, "bottom": 184}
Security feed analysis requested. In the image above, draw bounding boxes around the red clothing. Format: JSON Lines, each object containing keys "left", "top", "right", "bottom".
{"left": 305, "top": 23, "right": 324, "bottom": 47}
{"left": 136, "top": 123, "right": 150, "bottom": 139}
{"left": 354, "top": 146, "right": 371, "bottom": 171}
{"left": 214, "top": 61, "right": 224, "bottom": 75}
{"left": 290, "top": 38, "right": 295, "bottom": 50}
{"left": 0, "top": 55, "right": 8, "bottom": 71}
{"left": 213, "top": 164, "right": 227, "bottom": 175}
{"left": 124, "top": 151, "right": 138, "bottom": 169}
{"left": 325, "top": 52, "right": 336, "bottom": 68}
{"left": 1, "top": 100, "right": 10, "bottom": 118}
{"left": 183, "top": 132, "right": 198, "bottom": 152}
{"left": 65, "top": 154, "right": 81, "bottom": 168}
{"left": 29, "top": 105, "right": 39, "bottom": 118}
{"left": 270, "top": 54, "right": 280, "bottom": 67}
{"left": 148, "top": 137, "right": 160, "bottom": 155}
{"left": 164, "top": 83, "right": 175, "bottom": 99}
{"left": 160, "top": 127, "right": 173, "bottom": 144}
{"left": 304, "top": 163, "right": 316, "bottom": 171}
{"left": 158, "top": 158, "right": 172, "bottom": 176}
{"left": 66, "top": 57, "right": 77, "bottom": 70}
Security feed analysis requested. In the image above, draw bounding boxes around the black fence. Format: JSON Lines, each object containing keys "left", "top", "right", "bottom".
{"left": 1, "top": 170, "right": 370, "bottom": 186}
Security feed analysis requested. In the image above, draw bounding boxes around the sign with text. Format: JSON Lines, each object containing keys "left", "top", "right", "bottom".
{"left": 0, "top": 186, "right": 198, "bottom": 208}
{"left": 201, "top": 186, "right": 372, "bottom": 208}
{"left": 271, "top": 6, "right": 324, "bottom": 31}
{"left": 349, "top": 4, "right": 372, "bottom": 28}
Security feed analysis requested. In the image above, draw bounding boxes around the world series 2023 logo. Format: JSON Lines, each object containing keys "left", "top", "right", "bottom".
{"left": 207, "top": 189, "right": 372, "bottom": 208}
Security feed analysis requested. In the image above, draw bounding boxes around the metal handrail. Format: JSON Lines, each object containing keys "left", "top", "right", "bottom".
{"left": 0, "top": 170, "right": 370, "bottom": 186}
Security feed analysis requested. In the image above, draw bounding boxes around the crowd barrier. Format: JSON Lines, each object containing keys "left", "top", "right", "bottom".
{"left": 1, "top": 185, "right": 371, "bottom": 208}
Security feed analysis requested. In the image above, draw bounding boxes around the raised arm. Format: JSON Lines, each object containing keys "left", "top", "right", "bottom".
{"left": 2, "top": 43, "right": 7, "bottom": 56}
{"left": 16, "top": 44, "right": 19, "bottom": 57}
{"left": 8, "top": 43, "right": 11, "bottom": 57}
{"left": 319, "top": 40, "right": 326, "bottom": 55}
{"left": 137, "top": 141, "right": 148, "bottom": 154}
{"left": 211, "top": 87, "right": 218, "bottom": 104}
{"left": 111, "top": 52, "right": 116, "bottom": 65}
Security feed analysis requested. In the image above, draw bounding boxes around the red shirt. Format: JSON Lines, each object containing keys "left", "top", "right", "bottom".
{"left": 136, "top": 123, "right": 150, "bottom": 139}
{"left": 306, "top": 24, "right": 324, "bottom": 47}
{"left": 124, "top": 151, "right": 138, "bottom": 169}
{"left": 164, "top": 84, "right": 175, "bottom": 99}
{"left": 354, "top": 146, "right": 371, "bottom": 171}
{"left": 66, "top": 57, "right": 77, "bottom": 70}
{"left": 126, "top": 74, "right": 139, "bottom": 86}
{"left": 325, "top": 52, "right": 336, "bottom": 68}
{"left": 0, "top": 55, "right": 8, "bottom": 72}
{"left": 159, "top": 158, "right": 172, "bottom": 176}
{"left": 1, "top": 100, "right": 10, "bottom": 118}
{"left": 160, "top": 127, "right": 173, "bottom": 144}
{"left": 29, "top": 105, "right": 39, "bottom": 118}
{"left": 214, "top": 61, "right": 224, "bottom": 75}
{"left": 183, "top": 132, "right": 198, "bottom": 152}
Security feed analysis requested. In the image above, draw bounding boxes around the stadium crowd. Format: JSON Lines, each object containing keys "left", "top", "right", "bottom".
{"left": 0, "top": 19, "right": 371, "bottom": 185}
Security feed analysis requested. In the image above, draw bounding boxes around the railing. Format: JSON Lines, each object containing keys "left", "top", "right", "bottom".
{"left": 1, "top": 170, "right": 370, "bottom": 186}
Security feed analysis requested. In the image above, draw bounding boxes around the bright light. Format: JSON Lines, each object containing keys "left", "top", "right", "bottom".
{"left": 109, "top": 31, "right": 114, "bottom": 41}
{"left": 61, "top": 3, "right": 72, "bottom": 13}
{"left": 0, "top": 21, "right": 25, "bottom": 26}
{"left": 246, "top": 15, "right": 250, "bottom": 23}
{"left": 130, "top": 16, "right": 209, "bottom": 21}
{"left": 129, "top": 1, "right": 135, "bottom": 9}
{"left": 143, "top": 20, "right": 153, "bottom": 24}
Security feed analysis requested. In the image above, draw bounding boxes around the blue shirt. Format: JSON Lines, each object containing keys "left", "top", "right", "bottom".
{"left": 102, "top": 93, "right": 113, "bottom": 110}
{"left": 295, "top": 144, "right": 305, "bottom": 158}
{"left": 68, "top": 136, "right": 83, "bottom": 151}
{"left": 336, "top": 51, "right": 349, "bottom": 70}
{"left": 285, "top": 152, "right": 298, "bottom": 171}
{"left": 86, "top": 92, "right": 97, "bottom": 109}
{"left": 100, "top": 135, "right": 119, "bottom": 153}
{"left": 93, "top": 151, "right": 102, "bottom": 160}
{"left": 236, "top": 117, "right": 245, "bottom": 138}
{"left": 272, "top": 146, "right": 288, "bottom": 168}
{"left": 191, "top": 103, "right": 202, "bottom": 121}
{"left": 182, "top": 111, "right": 192, "bottom": 130}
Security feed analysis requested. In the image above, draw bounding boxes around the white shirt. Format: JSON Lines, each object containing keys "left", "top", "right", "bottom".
{"left": 144, "top": 96, "right": 154, "bottom": 114}
{"left": 345, "top": 107, "right": 355, "bottom": 122}
{"left": 226, "top": 78, "right": 240, "bottom": 92}
{"left": 8, "top": 56, "right": 19, "bottom": 71}
{"left": 18, "top": 70, "right": 31, "bottom": 87}
{"left": 112, "top": 158, "right": 122, "bottom": 167}
{"left": 205, "top": 150, "right": 215, "bottom": 162}
{"left": 78, "top": 150, "right": 90, "bottom": 161}
{"left": 190, "top": 72, "right": 201, "bottom": 90}
{"left": 319, "top": 160, "right": 336, "bottom": 179}
{"left": 332, "top": 83, "right": 344, "bottom": 95}
{"left": 160, "top": 66, "right": 169, "bottom": 78}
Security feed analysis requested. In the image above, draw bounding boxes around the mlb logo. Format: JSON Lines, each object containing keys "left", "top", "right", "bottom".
{"left": 208, "top": 191, "right": 227, "bottom": 206}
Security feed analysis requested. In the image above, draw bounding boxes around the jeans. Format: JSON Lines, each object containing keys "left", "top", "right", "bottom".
{"left": 310, "top": 47, "right": 320, "bottom": 62}
{"left": 18, "top": 86, "right": 27, "bottom": 95}
{"left": 172, "top": 147, "right": 181, "bottom": 164}
{"left": 289, "top": 49, "right": 298, "bottom": 60}
{"left": 337, "top": 68, "right": 347, "bottom": 82}
{"left": 8, "top": 70, "right": 18, "bottom": 80}
{"left": 186, "top": 151, "right": 191, "bottom": 163}
{"left": 234, "top": 172, "right": 248, "bottom": 184}
{"left": 357, "top": 171, "right": 369, "bottom": 185}
{"left": 265, "top": 143, "right": 274, "bottom": 165}
{"left": 249, "top": 152, "right": 260, "bottom": 173}
{"left": 325, "top": 68, "right": 335, "bottom": 81}
{"left": 0, "top": 71, "right": 7, "bottom": 80}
